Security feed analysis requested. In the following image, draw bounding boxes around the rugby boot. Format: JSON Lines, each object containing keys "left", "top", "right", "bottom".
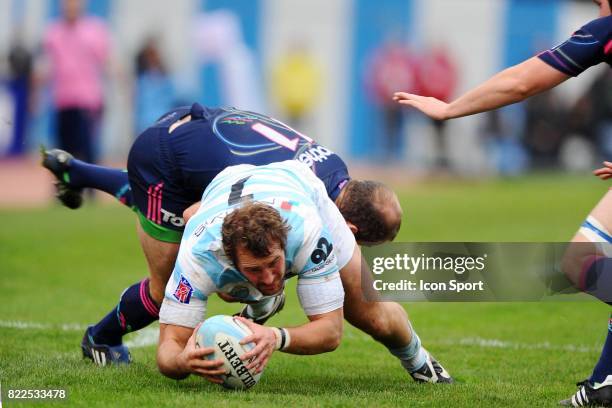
{"left": 40, "top": 147, "right": 83, "bottom": 209}
{"left": 560, "top": 377, "right": 612, "bottom": 407}
{"left": 81, "top": 326, "right": 131, "bottom": 366}
{"left": 409, "top": 349, "right": 454, "bottom": 384}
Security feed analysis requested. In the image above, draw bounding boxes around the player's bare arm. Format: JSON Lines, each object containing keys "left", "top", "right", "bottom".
{"left": 237, "top": 307, "right": 344, "bottom": 373}
{"left": 594, "top": 161, "right": 612, "bottom": 181}
{"left": 157, "top": 323, "right": 225, "bottom": 382}
{"left": 393, "top": 56, "right": 569, "bottom": 120}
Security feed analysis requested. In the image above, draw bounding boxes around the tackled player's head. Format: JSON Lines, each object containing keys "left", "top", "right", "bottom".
{"left": 336, "top": 180, "right": 403, "bottom": 246}
{"left": 222, "top": 201, "right": 290, "bottom": 295}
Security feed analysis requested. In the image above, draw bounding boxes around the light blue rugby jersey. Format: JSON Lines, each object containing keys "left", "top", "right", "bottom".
{"left": 160, "top": 160, "right": 348, "bottom": 327}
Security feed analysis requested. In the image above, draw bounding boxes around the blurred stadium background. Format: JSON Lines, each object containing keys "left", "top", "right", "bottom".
{"left": 0, "top": 0, "right": 610, "bottom": 194}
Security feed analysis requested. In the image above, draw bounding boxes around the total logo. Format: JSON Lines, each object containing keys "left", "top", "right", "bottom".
{"left": 296, "top": 145, "right": 334, "bottom": 166}
{"left": 161, "top": 209, "right": 185, "bottom": 227}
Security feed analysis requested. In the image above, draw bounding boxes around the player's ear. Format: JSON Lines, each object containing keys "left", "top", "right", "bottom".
{"left": 346, "top": 221, "right": 358, "bottom": 235}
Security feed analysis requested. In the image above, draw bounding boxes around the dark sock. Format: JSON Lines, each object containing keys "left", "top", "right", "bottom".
{"left": 90, "top": 279, "right": 159, "bottom": 346}
{"left": 590, "top": 314, "right": 612, "bottom": 385}
{"left": 67, "top": 159, "right": 133, "bottom": 207}
{"left": 582, "top": 257, "right": 612, "bottom": 305}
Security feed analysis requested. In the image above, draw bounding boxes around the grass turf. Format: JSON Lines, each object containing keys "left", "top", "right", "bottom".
{"left": 0, "top": 173, "right": 609, "bottom": 407}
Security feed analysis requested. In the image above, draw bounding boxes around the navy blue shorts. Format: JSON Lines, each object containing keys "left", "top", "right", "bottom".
{"left": 127, "top": 103, "right": 350, "bottom": 242}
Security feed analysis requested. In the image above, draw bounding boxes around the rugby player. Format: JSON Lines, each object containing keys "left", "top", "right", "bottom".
{"left": 43, "top": 104, "right": 453, "bottom": 383}
{"left": 394, "top": 1, "right": 611, "bottom": 405}
{"left": 561, "top": 176, "right": 612, "bottom": 407}
{"left": 157, "top": 160, "right": 451, "bottom": 383}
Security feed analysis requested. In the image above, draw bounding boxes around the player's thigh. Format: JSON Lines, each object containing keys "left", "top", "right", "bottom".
{"left": 136, "top": 222, "right": 179, "bottom": 303}
{"left": 569, "top": 189, "right": 612, "bottom": 243}
{"left": 127, "top": 127, "right": 191, "bottom": 240}
{"left": 565, "top": 190, "right": 612, "bottom": 284}
{"left": 587, "top": 189, "right": 612, "bottom": 231}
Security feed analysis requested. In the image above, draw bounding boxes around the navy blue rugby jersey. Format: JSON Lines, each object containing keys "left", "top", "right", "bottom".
{"left": 155, "top": 103, "right": 350, "bottom": 202}
{"left": 538, "top": 16, "right": 612, "bottom": 76}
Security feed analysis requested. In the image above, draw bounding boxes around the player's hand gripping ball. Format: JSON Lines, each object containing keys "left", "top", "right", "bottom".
{"left": 195, "top": 315, "right": 262, "bottom": 390}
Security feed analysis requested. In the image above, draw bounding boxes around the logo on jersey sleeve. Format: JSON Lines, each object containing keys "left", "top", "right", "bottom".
{"left": 310, "top": 237, "right": 333, "bottom": 264}
{"left": 173, "top": 276, "right": 194, "bottom": 304}
{"left": 300, "top": 235, "right": 338, "bottom": 278}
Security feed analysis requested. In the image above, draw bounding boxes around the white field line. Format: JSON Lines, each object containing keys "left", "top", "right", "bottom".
{"left": 435, "top": 337, "right": 600, "bottom": 353}
{"left": 0, "top": 320, "right": 601, "bottom": 353}
{"left": 0, "top": 320, "right": 158, "bottom": 348}
{"left": 0, "top": 320, "right": 87, "bottom": 331}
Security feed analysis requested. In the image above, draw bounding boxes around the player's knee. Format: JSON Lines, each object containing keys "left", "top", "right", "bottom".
{"left": 561, "top": 251, "right": 582, "bottom": 288}
{"left": 369, "top": 314, "right": 393, "bottom": 340}
{"left": 562, "top": 216, "right": 612, "bottom": 287}
{"left": 347, "top": 304, "right": 395, "bottom": 339}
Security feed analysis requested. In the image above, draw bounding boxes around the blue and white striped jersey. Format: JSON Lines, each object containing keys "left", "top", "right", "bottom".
{"left": 159, "top": 160, "right": 355, "bottom": 327}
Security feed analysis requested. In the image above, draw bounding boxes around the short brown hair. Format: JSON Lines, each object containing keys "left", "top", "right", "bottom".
{"left": 222, "top": 201, "right": 291, "bottom": 268}
{"left": 336, "top": 180, "right": 402, "bottom": 244}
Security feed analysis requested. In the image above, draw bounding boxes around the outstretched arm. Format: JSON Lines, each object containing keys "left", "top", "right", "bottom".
{"left": 393, "top": 56, "right": 569, "bottom": 120}
{"left": 157, "top": 323, "right": 226, "bottom": 382}
{"left": 235, "top": 307, "right": 343, "bottom": 374}
{"left": 594, "top": 161, "right": 612, "bottom": 181}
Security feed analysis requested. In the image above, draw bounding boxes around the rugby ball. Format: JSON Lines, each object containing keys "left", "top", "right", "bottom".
{"left": 195, "top": 315, "right": 262, "bottom": 390}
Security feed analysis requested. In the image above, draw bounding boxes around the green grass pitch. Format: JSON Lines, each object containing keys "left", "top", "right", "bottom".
{"left": 0, "top": 174, "right": 609, "bottom": 407}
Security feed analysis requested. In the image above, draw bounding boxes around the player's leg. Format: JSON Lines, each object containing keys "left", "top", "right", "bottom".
{"left": 82, "top": 126, "right": 186, "bottom": 365}
{"left": 82, "top": 220, "right": 180, "bottom": 366}
{"left": 136, "top": 223, "right": 180, "bottom": 304}
{"left": 560, "top": 189, "right": 612, "bottom": 406}
{"left": 42, "top": 148, "right": 133, "bottom": 208}
{"left": 563, "top": 189, "right": 612, "bottom": 292}
{"left": 340, "top": 251, "right": 452, "bottom": 383}
{"left": 42, "top": 109, "right": 132, "bottom": 208}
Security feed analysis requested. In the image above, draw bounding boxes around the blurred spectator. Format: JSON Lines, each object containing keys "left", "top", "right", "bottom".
{"left": 134, "top": 37, "right": 175, "bottom": 135}
{"left": 481, "top": 106, "right": 528, "bottom": 176}
{"left": 193, "top": 10, "right": 263, "bottom": 112}
{"left": 589, "top": 69, "right": 612, "bottom": 160}
{"left": 40, "top": 0, "right": 110, "bottom": 163}
{"left": 415, "top": 46, "right": 458, "bottom": 169}
{"left": 270, "top": 45, "right": 322, "bottom": 128}
{"left": 6, "top": 32, "right": 34, "bottom": 156}
{"left": 366, "top": 40, "right": 417, "bottom": 160}
{"left": 523, "top": 91, "right": 567, "bottom": 168}
{"left": 564, "top": 69, "right": 612, "bottom": 166}
{"left": 567, "top": 94, "right": 595, "bottom": 142}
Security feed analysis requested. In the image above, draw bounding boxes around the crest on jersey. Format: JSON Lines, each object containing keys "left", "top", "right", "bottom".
{"left": 173, "top": 276, "right": 193, "bottom": 304}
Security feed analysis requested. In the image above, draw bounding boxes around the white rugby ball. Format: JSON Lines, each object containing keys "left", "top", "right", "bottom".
{"left": 195, "top": 315, "right": 262, "bottom": 390}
